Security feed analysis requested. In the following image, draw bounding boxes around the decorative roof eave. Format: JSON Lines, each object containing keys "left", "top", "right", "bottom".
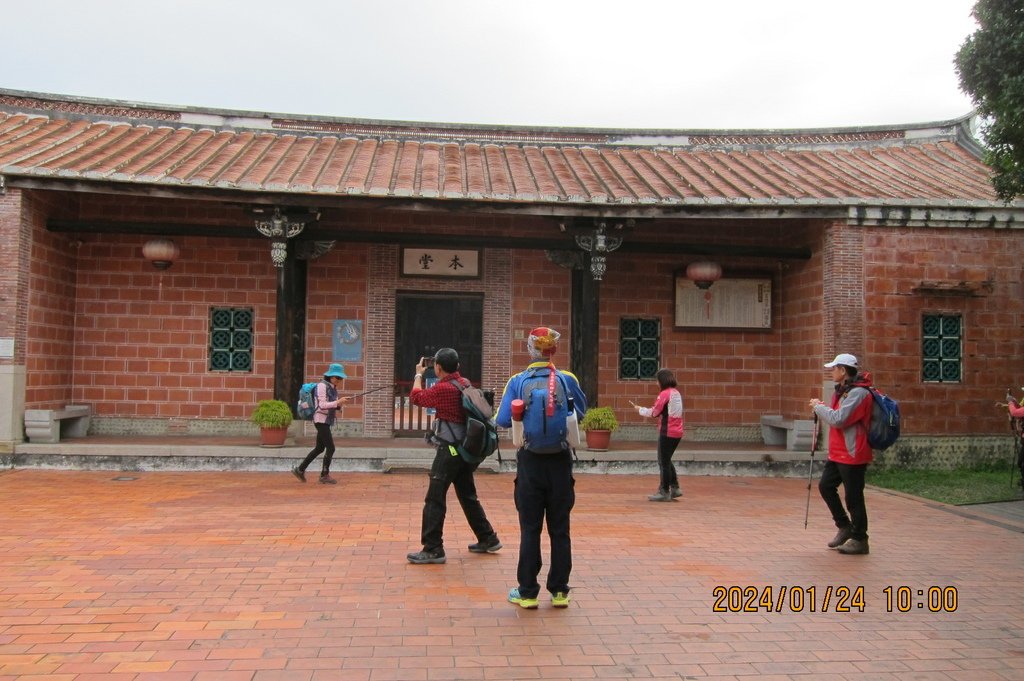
{"left": 4, "top": 171, "right": 1024, "bottom": 224}
{"left": 0, "top": 90, "right": 1011, "bottom": 217}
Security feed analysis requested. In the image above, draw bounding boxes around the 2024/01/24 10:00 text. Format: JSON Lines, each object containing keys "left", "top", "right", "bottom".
{"left": 711, "top": 585, "right": 959, "bottom": 613}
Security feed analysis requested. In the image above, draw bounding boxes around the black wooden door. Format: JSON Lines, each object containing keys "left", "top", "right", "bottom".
{"left": 393, "top": 293, "right": 483, "bottom": 434}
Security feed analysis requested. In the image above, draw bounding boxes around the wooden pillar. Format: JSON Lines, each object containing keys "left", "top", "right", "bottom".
{"left": 571, "top": 255, "right": 600, "bottom": 408}
{"left": 274, "top": 242, "right": 307, "bottom": 409}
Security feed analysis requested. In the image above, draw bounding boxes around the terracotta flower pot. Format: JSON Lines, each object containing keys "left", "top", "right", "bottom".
{"left": 259, "top": 426, "right": 289, "bottom": 448}
{"left": 585, "top": 429, "right": 612, "bottom": 451}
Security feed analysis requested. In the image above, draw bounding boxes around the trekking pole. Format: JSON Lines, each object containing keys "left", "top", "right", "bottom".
{"left": 350, "top": 386, "right": 389, "bottom": 398}
{"left": 804, "top": 413, "right": 819, "bottom": 530}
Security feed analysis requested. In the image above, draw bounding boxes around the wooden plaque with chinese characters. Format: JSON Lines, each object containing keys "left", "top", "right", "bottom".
{"left": 674, "top": 277, "right": 772, "bottom": 330}
{"left": 401, "top": 248, "right": 481, "bottom": 278}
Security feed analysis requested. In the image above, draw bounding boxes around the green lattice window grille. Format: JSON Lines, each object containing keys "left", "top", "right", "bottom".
{"left": 209, "top": 307, "right": 254, "bottom": 372}
{"left": 922, "top": 314, "right": 961, "bottom": 383}
{"left": 619, "top": 318, "right": 660, "bottom": 380}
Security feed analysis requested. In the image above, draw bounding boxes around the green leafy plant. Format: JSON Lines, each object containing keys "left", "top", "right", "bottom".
{"left": 580, "top": 406, "right": 619, "bottom": 432}
{"left": 250, "top": 399, "right": 293, "bottom": 429}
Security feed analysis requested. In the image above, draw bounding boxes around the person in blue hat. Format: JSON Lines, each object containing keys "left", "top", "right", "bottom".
{"left": 292, "top": 363, "right": 350, "bottom": 484}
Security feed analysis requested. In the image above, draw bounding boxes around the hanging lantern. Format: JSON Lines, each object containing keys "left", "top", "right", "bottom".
{"left": 686, "top": 260, "right": 722, "bottom": 319}
{"left": 686, "top": 260, "right": 722, "bottom": 289}
{"left": 142, "top": 238, "right": 180, "bottom": 270}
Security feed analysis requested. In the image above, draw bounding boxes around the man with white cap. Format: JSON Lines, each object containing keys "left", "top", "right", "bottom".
{"left": 808, "top": 353, "right": 874, "bottom": 555}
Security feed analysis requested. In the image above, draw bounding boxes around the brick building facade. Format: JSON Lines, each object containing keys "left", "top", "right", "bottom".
{"left": 1, "top": 90, "right": 1022, "bottom": 462}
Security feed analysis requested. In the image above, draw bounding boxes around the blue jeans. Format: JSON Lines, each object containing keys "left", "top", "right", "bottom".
{"left": 514, "top": 448, "right": 575, "bottom": 598}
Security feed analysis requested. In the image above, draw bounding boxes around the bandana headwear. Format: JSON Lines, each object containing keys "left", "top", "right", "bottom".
{"left": 528, "top": 327, "right": 561, "bottom": 416}
{"left": 527, "top": 327, "right": 560, "bottom": 360}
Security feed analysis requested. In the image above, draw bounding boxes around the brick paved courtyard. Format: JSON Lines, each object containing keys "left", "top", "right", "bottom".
{"left": 0, "top": 469, "right": 1021, "bottom": 680}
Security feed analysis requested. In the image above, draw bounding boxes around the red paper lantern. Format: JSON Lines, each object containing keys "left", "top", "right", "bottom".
{"left": 142, "top": 239, "right": 180, "bottom": 270}
{"left": 686, "top": 260, "right": 722, "bottom": 289}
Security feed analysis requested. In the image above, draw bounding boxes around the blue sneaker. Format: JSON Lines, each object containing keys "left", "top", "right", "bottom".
{"left": 508, "top": 588, "right": 538, "bottom": 609}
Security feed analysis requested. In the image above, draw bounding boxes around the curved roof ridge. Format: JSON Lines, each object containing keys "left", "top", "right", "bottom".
{"left": 0, "top": 88, "right": 976, "bottom": 147}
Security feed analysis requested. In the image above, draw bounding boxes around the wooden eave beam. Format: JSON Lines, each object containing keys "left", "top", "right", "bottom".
{"left": 46, "top": 219, "right": 812, "bottom": 259}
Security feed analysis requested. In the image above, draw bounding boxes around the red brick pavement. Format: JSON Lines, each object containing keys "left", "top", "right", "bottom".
{"left": 0, "top": 469, "right": 1021, "bottom": 681}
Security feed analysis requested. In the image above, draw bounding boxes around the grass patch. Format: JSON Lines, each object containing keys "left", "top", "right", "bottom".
{"left": 867, "top": 465, "right": 1024, "bottom": 505}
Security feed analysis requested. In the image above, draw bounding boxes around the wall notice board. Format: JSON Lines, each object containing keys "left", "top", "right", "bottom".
{"left": 674, "top": 276, "right": 772, "bottom": 330}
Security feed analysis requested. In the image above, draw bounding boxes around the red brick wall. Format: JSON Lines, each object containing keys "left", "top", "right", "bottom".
{"left": 862, "top": 226, "right": 1024, "bottom": 435}
{"left": 15, "top": 189, "right": 1024, "bottom": 438}
{"left": 0, "top": 188, "right": 29, "bottom": 367}
{"left": 601, "top": 250, "right": 784, "bottom": 429}
{"left": 24, "top": 190, "right": 79, "bottom": 408}
{"left": 69, "top": 234, "right": 277, "bottom": 418}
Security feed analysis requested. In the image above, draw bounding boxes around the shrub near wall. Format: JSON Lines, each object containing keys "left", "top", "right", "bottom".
{"left": 870, "top": 436, "right": 1015, "bottom": 471}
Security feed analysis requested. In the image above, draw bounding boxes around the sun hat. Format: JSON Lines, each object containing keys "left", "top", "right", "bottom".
{"left": 527, "top": 327, "right": 560, "bottom": 359}
{"left": 324, "top": 363, "right": 348, "bottom": 379}
{"left": 824, "top": 353, "right": 858, "bottom": 369}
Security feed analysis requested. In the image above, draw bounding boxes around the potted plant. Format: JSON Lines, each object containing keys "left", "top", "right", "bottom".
{"left": 250, "top": 399, "right": 293, "bottom": 447}
{"left": 580, "top": 406, "right": 619, "bottom": 451}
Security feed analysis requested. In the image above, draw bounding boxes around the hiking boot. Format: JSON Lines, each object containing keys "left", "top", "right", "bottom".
{"left": 827, "top": 526, "right": 853, "bottom": 549}
{"left": 648, "top": 489, "right": 672, "bottom": 502}
{"left": 407, "top": 548, "right": 446, "bottom": 564}
{"left": 318, "top": 474, "right": 337, "bottom": 485}
{"left": 508, "top": 588, "right": 538, "bottom": 609}
{"left": 468, "top": 536, "right": 502, "bottom": 553}
{"left": 836, "top": 538, "right": 869, "bottom": 555}
{"left": 551, "top": 591, "right": 571, "bottom": 608}
{"left": 291, "top": 467, "right": 306, "bottom": 483}
{"left": 670, "top": 486, "right": 682, "bottom": 499}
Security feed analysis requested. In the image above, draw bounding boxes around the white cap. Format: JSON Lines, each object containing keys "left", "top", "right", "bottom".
{"left": 824, "top": 353, "right": 859, "bottom": 369}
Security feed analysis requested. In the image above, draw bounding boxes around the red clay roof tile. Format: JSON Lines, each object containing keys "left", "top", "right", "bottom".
{"left": 0, "top": 95, "right": 1010, "bottom": 209}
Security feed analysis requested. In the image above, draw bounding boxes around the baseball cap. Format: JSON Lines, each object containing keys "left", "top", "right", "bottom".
{"left": 824, "top": 353, "right": 859, "bottom": 369}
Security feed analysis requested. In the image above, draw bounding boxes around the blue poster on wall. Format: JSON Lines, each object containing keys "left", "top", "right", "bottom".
{"left": 333, "top": 320, "right": 363, "bottom": 361}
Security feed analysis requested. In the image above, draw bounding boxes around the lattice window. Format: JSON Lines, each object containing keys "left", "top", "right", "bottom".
{"left": 209, "top": 307, "right": 253, "bottom": 372}
{"left": 922, "top": 314, "right": 961, "bottom": 383}
{"left": 619, "top": 318, "right": 660, "bottom": 380}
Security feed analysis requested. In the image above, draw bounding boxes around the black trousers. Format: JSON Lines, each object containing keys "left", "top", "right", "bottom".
{"left": 818, "top": 460, "right": 869, "bottom": 540}
{"left": 657, "top": 435, "right": 681, "bottom": 492}
{"left": 420, "top": 443, "right": 496, "bottom": 552}
{"left": 298, "top": 422, "right": 335, "bottom": 475}
{"left": 514, "top": 448, "right": 575, "bottom": 598}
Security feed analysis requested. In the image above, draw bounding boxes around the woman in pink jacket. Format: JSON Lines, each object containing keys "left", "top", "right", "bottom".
{"left": 291, "top": 363, "right": 350, "bottom": 484}
{"left": 633, "top": 368, "right": 685, "bottom": 502}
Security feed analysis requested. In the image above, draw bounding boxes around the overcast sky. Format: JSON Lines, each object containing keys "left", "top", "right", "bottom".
{"left": 3, "top": 0, "right": 980, "bottom": 131}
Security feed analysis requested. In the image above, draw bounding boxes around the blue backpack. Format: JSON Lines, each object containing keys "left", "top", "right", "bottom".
{"left": 866, "top": 387, "right": 900, "bottom": 450}
{"left": 520, "top": 367, "right": 571, "bottom": 453}
{"left": 296, "top": 382, "right": 320, "bottom": 420}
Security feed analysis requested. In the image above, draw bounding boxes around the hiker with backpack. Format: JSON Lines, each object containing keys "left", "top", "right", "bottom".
{"left": 291, "top": 363, "right": 351, "bottom": 485}
{"left": 631, "top": 368, "right": 685, "bottom": 502}
{"left": 406, "top": 348, "right": 502, "bottom": 565}
{"left": 808, "top": 353, "right": 874, "bottom": 555}
{"left": 495, "top": 327, "right": 587, "bottom": 609}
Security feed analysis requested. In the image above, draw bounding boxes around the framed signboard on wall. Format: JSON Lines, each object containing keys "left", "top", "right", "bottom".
{"left": 401, "top": 248, "right": 481, "bottom": 278}
{"left": 674, "top": 274, "right": 772, "bottom": 330}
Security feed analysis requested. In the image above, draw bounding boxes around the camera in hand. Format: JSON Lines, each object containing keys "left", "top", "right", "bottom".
{"left": 422, "top": 356, "right": 435, "bottom": 368}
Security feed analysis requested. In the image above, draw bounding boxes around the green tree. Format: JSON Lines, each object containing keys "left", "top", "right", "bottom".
{"left": 955, "top": 0, "right": 1024, "bottom": 202}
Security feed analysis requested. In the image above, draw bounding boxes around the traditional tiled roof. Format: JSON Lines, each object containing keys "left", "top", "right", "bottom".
{"left": 0, "top": 90, "right": 1009, "bottom": 210}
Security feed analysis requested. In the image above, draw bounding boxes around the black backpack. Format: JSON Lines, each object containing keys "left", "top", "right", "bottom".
{"left": 451, "top": 379, "right": 500, "bottom": 464}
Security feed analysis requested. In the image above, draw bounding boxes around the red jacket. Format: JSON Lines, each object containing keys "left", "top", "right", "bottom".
{"left": 812, "top": 374, "right": 874, "bottom": 465}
